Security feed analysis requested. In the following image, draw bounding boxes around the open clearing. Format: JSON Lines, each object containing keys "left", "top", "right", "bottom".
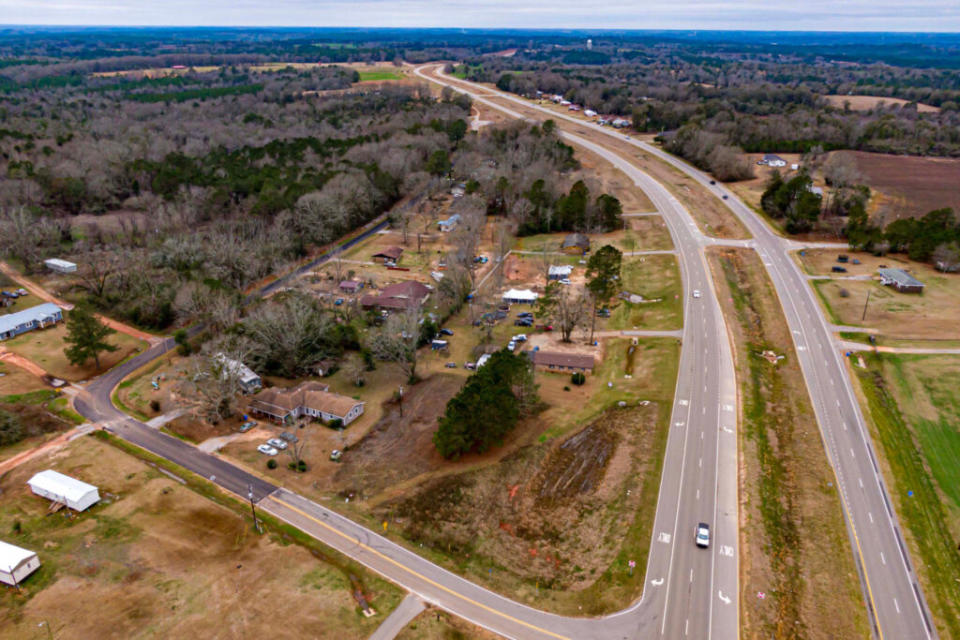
{"left": 608, "top": 254, "right": 683, "bottom": 330}
{"left": 708, "top": 247, "right": 867, "bottom": 640}
{"left": 576, "top": 146, "right": 655, "bottom": 213}
{"left": 4, "top": 322, "right": 148, "bottom": 381}
{"left": 831, "top": 150, "right": 960, "bottom": 221}
{"left": 851, "top": 353, "right": 960, "bottom": 638}
{"left": 824, "top": 94, "right": 940, "bottom": 113}
{"left": 801, "top": 250, "right": 960, "bottom": 340}
{"left": 398, "top": 608, "right": 501, "bottom": 639}
{"left": 0, "top": 435, "right": 402, "bottom": 639}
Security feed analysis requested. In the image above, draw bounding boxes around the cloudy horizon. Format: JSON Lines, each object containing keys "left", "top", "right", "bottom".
{"left": 2, "top": 0, "right": 960, "bottom": 32}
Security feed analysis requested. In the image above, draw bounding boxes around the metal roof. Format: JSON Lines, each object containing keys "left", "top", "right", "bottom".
{"left": 0, "top": 540, "right": 36, "bottom": 572}
{"left": 878, "top": 268, "right": 924, "bottom": 288}
{"left": 0, "top": 302, "right": 61, "bottom": 335}
{"left": 27, "top": 470, "right": 97, "bottom": 503}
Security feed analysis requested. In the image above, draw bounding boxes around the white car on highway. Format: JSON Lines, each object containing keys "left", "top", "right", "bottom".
{"left": 257, "top": 444, "right": 278, "bottom": 456}
{"left": 692, "top": 289, "right": 701, "bottom": 298}
{"left": 695, "top": 522, "right": 710, "bottom": 548}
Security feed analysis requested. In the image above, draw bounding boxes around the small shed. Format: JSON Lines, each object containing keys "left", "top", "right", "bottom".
{"left": 438, "top": 214, "right": 461, "bottom": 232}
{"left": 502, "top": 288, "right": 539, "bottom": 304}
{"left": 548, "top": 265, "right": 573, "bottom": 280}
{"left": 0, "top": 540, "right": 40, "bottom": 586}
{"left": 44, "top": 258, "right": 77, "bottom": 274}
{"left": 561, "top": 233, "right": 590, "bottom": 255}
{"left": 339, "top": 280, "right": 361, "bottom": 293}
{"left": 27, "top": 470, "right": 100, "bottom": 512}
{"left": 877, "top": 268, "right": 925, "bottom": 293}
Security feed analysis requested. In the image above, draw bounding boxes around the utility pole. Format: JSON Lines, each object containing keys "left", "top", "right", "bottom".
{"left": 247, "top": 484, "right": 261, "bottom": 534}
{"left": 398, "top": 385, "right": 404, "bottom": 417}
{"left": 861, "top": 289, "right": 872, "bottom": 321}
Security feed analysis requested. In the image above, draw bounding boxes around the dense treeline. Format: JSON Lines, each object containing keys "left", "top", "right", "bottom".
{"left": 847, "top": 207, "right": 960, "bottom": 270}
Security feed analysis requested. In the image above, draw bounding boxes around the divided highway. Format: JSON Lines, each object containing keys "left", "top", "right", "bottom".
{"left": 419, "top": 63, "right": 936, "bottom": 639}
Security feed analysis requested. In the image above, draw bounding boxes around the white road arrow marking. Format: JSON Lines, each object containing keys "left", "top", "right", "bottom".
{"left": 722, "top": 426, "right": 734, "bottom": 434}
{"left": 658, "top": 532, "right": 672, "bottom": 544}
{"left": 722, "top": 404, "right": 734, "bottom": 412}
{"left": 719, "top": 590, "right": 731, "bottom": 605}
{"left": 678, "top": 399, "right": 689, "bottom": 406}
{"left": 652, "top": 577, "right": 664, "bottom": 586}
{"left": 720, "top": 545, "right": 734, "bottom": 557}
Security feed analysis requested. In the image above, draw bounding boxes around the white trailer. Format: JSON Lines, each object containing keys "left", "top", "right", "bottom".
{"left": 27, "top": 470, "right": 100, "bottom": 512}
{"left": 0, "top": 540, "right": 40, "bottom": 586}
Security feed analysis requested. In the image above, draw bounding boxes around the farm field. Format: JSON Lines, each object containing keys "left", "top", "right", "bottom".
{"left": 0, "top": 435, "right": 402, "bottom": 640}
{"left": 851, "top": 353, "right": 960, "bottom": 638}
{"left": 4, "top": 321, "right": 148, "bottom": 381}
{"left": 831, "top": 150, "right": 960, "bottom": 220}
{"left": 799, "top": 250, "right": 960, "bottom": 340}
{"left": 708, "top": 247, "right": 868, "bottom": 640}
{"left": 824, "top": 94, "right": 940, "bottom": 113}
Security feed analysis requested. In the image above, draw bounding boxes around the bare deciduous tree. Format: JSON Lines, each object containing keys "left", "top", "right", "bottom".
{"left": 368, "top": 305, "right": 423, "bottom": 382}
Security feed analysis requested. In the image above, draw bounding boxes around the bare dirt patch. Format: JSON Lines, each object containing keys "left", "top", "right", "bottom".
{"left": 708, "top": 247, "right": 868, "bottom": 640}
{"left": 830, "top": 150, "right": 960, "bottom": 221}
{"left": 824, "top": 94, "right": 940, "bottom": 113}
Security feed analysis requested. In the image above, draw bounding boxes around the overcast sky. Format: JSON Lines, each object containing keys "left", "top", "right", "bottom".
{"left": 3, "top": 0, "right": 960, "bottom": 32}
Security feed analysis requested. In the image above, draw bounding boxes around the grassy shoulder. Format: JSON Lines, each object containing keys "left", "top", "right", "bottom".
{"left": 0, "top": 433, "right": 403, "bottom": 638}
{"left": 707, "top": 247, "right": 868, "bottom": 640}
{"left": 608, "top": 254, "right": 683, "bottom": 330}
{"left": 850, "top": 353, "right": 960, "bottom": 638}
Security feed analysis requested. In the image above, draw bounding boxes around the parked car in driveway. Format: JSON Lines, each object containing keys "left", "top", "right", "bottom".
{"left": 513, "top": 333, "right": 527, "bottom": 342}
{"left": 445, "top": 362, "right": 457, "bottom": 368}
{"left": 15, "top": 288, "right": 27, "bottom": 296}
{"left": 279, "top": 431, "right": 298, "bottom": 442}
{"left": 239, "top": 421, "right": 256, "bottom": 433}
{"left": 440, "top": 328, "right": 454, "bottom": 336}
{"left": 257, "top": 444, "right": 278, "bottom": 456}
{"left": 515, "top": 318, "right": 533, "bottom": 327}
{"left": 266, "top": 438, "right": 288, "bottom": 450}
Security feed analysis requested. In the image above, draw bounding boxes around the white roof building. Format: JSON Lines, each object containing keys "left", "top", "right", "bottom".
{"left": 477, "top": 353, "right": 492, "bottom": 368}
{"left": 44, "top": 258, "right": 77, "bottom": 274}
{"left": 27, "top": 470, "right": 100, "bottom": 512}
{"left": 548, "top": 265, "right": 574, "bottom": 279}
{"left": 0, "top": 540, "right": 40, "bottom": 586}
{"left": 502, "top": 288, "right": 539, "bottom": 303}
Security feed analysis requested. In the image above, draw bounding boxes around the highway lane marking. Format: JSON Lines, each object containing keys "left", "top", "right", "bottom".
{"left": 881, "top": 552, "right": 886, "bottom": 565}
{"left": 651, "top": 577, "right": 664, "bottom": 586}
{"left": 658, "top": 532, "right": 672, "bottom": 544}
{"left": 720, "top": 545, "right": 734, "bottom": 557}
{"left": 685, "top": 619, "right": 689, "bottom": 636}
{"left": 850, "top": 448, "right": 856, "bottom": 458}
{"left": 894, "top": 598, "right": 900, "bottom": 614}
{"left": 267, "top": 496, "right": 571, "bottom": 640}
{"left": 722, "top": 404, "right": 733, "bottom": 412}
{"left": 859, "top": 478, "right": 864, "bottom": 489}
{"left": 718, "top": 590, "right": 731, "bottom": 605}
{"left": 696, "top": 489, "right": 700, "bottom": 500}
{"left": 868, "top": 512, "right": 874, "bottom": 523}
{"left": 690, "top": 569, "right": 694, "bottom": 582}
{"left": 679, "top": 399, "right": 689, "bottom": 406}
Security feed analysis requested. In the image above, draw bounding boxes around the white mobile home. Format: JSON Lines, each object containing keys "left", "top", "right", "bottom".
{"left": 0, "top": 540, "right": 40, "bottom": 586}
{"left": 27, "top": 470, "right": 100, "bottom": 512}
{"left": 44, "top": 258, "right": 77, "bottom": 274}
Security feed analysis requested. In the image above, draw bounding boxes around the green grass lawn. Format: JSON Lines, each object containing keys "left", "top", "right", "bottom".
{"left": 608, "top": 254, "right": 683, "bottom": 330}
{"left": 5, "top": 322, "right": 148, "bottom": 381}
{"left": 854, "top": 353, "right": 960, "bottom": 638}
{"left": 356, "top": 70, "right": 402, "bottom": 82}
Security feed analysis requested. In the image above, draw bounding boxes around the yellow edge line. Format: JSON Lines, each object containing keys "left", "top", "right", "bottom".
{"left": 267, "top": 495, "right": 571, "bottom": 640}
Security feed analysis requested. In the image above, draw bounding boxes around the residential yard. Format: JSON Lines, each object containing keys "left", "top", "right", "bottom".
{"left": 4, "top": 321, "right": 148, "bottom": 381}
{"left": 708, "top": 247, "right": 868, "bottom": 640}
{"left": 851, "top": 353, "right": 960, "bottom": 638}
{"left": 0, "top": 435, "right": 403, "bottom": 639}
{"left": 596, "top": 215, "right": 674, "bottom": 253}
{"left": 0, "top": 360, "right": 48, "bottom": 396}
{"left": 608, "top": 254, "right": 683, "bottom": 330}
{"left": 802, "top": 251, "right": 960, "bottom": 340}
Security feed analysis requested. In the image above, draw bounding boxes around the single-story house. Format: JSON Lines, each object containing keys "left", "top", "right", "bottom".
{"left": 44, "top": 258, "right": 77, "bottom": 274}
{"left": 214, "top": 353, "right": 261, "bottom": 393}
{"left": 339, "top": 280, "right": 362, "bottom": 293}
{"left": 502, "top": 288, "right": 539, "bottom": 304}
{"left": 758, "top": 154, "right": 787, "bottom": 167}
{"left": 451, "top": 185, "right": 466, "bottom": 198}
{"left": 526, "top": 350, "right": 595, "bottom": 374}
{"left": 0, "top": 540, "right": 40, "bottom": 586}
{"left": 877, "top": 268, "right": 924, "bottom": 293}
{"left": 360, "top": 280, "right": 432, "bottom": 311}
{"left": 0, "top": 303, "right": 63, "bottom": 341}
{"left": 611, "top": 118, "right": 631, "bottom": 128}
{"left": 372, "top": 246, "right": 404, "bottom": 264}
{"left": 561, "top": 233, "right": 591, "bottom": 255}
{"left": 27, "top": 470, "right": 100, "bottom": 512}
{"left": 249, "top": 380, "right": 365, "bottom": 426}
{"left": 438, "top": 213, "right": 461, "bottom": 232}
{"left": 548, "top": 265, "right": 573, "bottom": 280}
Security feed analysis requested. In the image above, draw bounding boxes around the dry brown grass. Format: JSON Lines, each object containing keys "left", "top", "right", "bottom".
{"left": 0, "top": 436, "right": 402, "bottom": 639}
{"left": 577, "top": 146, "right": 655, "bottom": 213}
{"left": 397, "top": 608, "right": 502, "bottom": 639}
{"left": 798, "top": 249, "right": 960, "bottom": 339}
{"left": 825, "top": 95, "right": 940, "bottom": 113}
{"left": 707, "top": 247, "right": 868, "bottom": 640}
{"left": 0, "top": 360, "right": 48, "bottom": 396}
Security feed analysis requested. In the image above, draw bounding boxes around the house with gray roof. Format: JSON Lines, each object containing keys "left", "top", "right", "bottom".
{"left": 0, "top": 303, "right": 62, "bottom": 341}
{"left": 877, "top": 268, "right": 924, "bottom": 293}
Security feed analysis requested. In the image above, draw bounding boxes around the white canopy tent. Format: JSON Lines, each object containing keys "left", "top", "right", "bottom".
{"left": 27, "top": 470, "right": 100, "bottom": 512}
{"left": 502, "top": 289, "right": 539, "bottom": 304}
